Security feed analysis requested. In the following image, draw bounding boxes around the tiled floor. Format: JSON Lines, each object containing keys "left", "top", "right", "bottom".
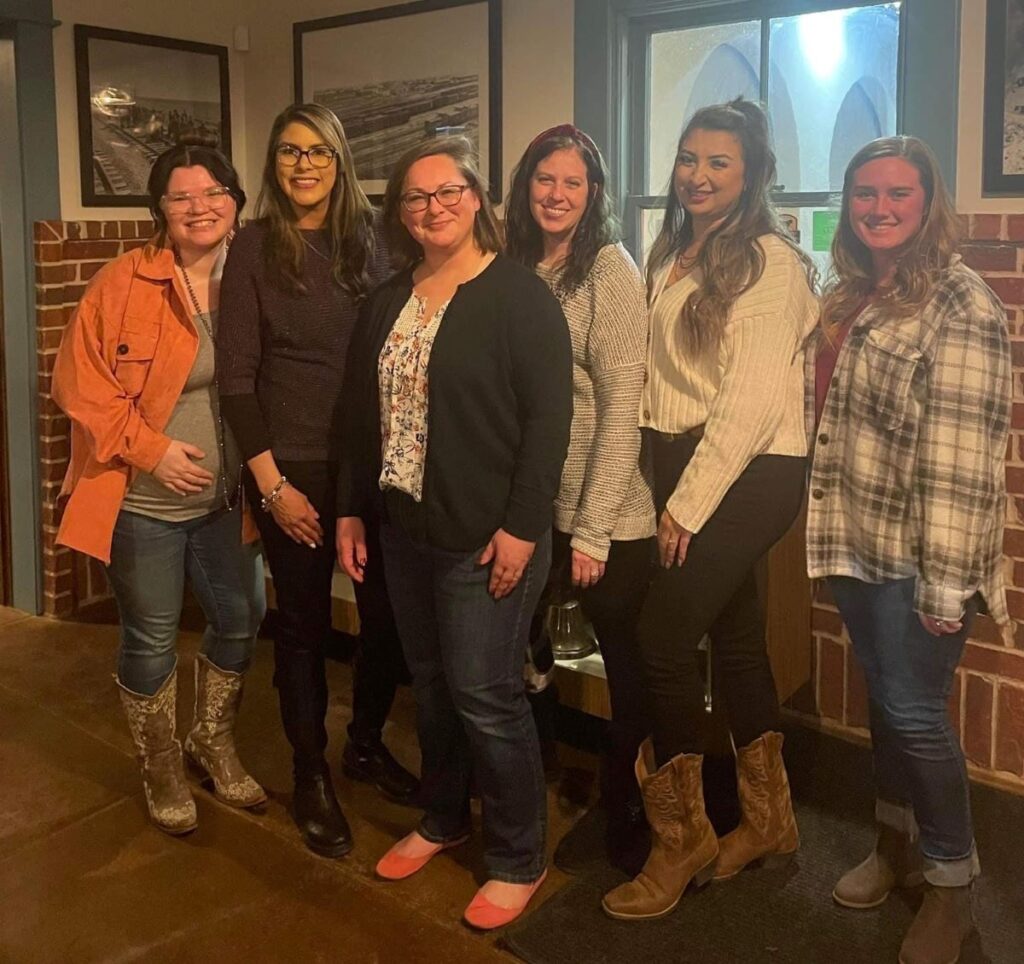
{"left": 0, "top": 608, "right": 591, "bottom": 963}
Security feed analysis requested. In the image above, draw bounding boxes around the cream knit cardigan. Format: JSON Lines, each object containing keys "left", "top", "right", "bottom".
{"left": 537, "top": 243, "right": 656, "bottom": 561}
{"left": 640, "top": 233, "right": 819, "bottom": 534}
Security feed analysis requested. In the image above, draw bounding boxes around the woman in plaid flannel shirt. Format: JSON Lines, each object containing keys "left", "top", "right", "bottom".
{"left": 807, "top": 136, "right": 1011, "bottom": 964}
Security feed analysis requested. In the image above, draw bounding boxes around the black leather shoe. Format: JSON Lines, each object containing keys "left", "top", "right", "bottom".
{"left": 342, "top": 740, "right": 420, "bottom": 805}
{"left": 293, "top": 772, "right": 353, "bottom": 858}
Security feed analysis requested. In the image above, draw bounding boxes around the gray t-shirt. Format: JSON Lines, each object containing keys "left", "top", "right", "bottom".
{"left": 122, "top": 310, "right": 239, "bottom": 522}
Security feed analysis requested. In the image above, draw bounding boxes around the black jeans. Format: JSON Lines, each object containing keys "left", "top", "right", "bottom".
{"left": 639, "top": 433, "right": 805, "bottom": 765}
{"left": 245, "top": 460, "right": 409, "bottom": 770}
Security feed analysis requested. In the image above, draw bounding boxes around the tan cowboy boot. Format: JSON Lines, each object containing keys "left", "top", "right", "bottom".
{"left": 184, "top": 654, "right": 266, "bottom": 808}
{"left": 118, "top": 669, "right": 197, "bottom": 834}
{"left": 898, "top": 884, "right": 974, "bottom": 964}
{"left": 713, "top": 731, "right": 799, "bottom": 881}
{"left": 601, "top": 739, "right": 719, "bottom": 920}
{"left": 833, "top": 802, "right": 924, "bottom": 908}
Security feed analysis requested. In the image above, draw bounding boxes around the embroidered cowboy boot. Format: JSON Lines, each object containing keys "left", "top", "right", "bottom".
{"left": 184, "top": 654, "right": 266, "bottom": 808}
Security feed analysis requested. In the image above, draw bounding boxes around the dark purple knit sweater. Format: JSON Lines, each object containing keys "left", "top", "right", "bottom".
{"left": 217, "top": 218, "right": 391, "bottom": 462}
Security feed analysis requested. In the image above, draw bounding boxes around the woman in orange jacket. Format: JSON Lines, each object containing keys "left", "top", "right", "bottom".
{"left": 52, "top": 134, "right": 266, "bottom": 836}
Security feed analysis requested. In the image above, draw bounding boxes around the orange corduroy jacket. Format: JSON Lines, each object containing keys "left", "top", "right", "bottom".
{"left": 52, "top": 242, "right": 256, "bottom": 563}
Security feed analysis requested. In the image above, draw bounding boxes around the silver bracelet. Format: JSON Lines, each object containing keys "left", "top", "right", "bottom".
{"left": 260, "top": 476, "right": 288, "bottom": 512}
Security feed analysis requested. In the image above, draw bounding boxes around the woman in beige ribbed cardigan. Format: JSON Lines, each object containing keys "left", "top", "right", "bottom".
{"left": 506, "top": 124, "right": 656, "bottom": 878}
{"left": 602, "top": 98, "right": 818, "bottom": 921}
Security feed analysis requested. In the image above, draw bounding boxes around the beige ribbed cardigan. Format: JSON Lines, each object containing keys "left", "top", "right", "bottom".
{"left": 537, "top": 243, "right": 656, "bottom": 561}
{"left": 640, "top": 234, "right": 818, "bottom": 534}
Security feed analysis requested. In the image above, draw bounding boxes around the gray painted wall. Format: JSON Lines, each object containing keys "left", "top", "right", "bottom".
{"left": 0, "top": 0, "right": 60, "bottom": 612}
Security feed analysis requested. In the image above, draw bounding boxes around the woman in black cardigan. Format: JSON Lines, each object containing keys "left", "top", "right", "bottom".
{"left": 336, "top": 136, "right": 571, "bottom": 929}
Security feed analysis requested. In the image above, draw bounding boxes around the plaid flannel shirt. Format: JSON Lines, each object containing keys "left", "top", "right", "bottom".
{"left": 806, "top": 258, "right": 1011, "bottom": 625}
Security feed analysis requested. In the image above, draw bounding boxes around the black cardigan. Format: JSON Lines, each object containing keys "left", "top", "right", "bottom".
{"left": 335, "top": 254, "right": 572, "bottom": 551}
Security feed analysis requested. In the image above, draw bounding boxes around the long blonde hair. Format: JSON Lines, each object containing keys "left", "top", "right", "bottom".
{"left": 820, "top": 136, "right": 960, "bottom": 336}
{"left": 255, "top": 103, "right": 375, "bottom": 299}
{"left": 647, "top": 98, "right": 815, "bottom": 354}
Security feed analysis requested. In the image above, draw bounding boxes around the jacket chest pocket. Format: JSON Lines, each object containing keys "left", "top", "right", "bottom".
{"left": 853, "top": 330, "right": 922, "bottom": 431}
{"left": 113, "top": 328, "right": 160, "bottom": 398}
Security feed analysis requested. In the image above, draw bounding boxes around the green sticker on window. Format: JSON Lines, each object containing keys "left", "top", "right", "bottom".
{"left": 812, "top": 210, "right": 840, "bottom": 252}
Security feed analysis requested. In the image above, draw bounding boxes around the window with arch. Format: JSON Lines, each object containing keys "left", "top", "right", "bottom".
{"left": 624, "top": 0, "right": 903, "bottom": 274}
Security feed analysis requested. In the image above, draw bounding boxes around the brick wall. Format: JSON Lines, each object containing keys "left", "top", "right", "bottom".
{"left": 792, "top": 214, "right": 1024, "bottom": 792}
{"left": 34, "top": 219, "right": 153, "bottom": 618}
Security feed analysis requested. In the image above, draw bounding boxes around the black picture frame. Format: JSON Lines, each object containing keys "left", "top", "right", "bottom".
{"left": 74, "top": 25, "right": 231, "bottom": 207}
{"left": 294, "top": 0, "right": 502, "bottom": 203}
{"left": 984, "top": 0, "right": 1024, "bottom": 195}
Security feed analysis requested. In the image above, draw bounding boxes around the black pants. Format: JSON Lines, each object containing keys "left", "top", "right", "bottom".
{"left": 245, "top": 460, "right": 409, "bottom": 770}
{"left": 639, "top": 433, "right": 805, "bottom": 766}
{"left": 531, "top": 530, "right": 654, "bottom": 783}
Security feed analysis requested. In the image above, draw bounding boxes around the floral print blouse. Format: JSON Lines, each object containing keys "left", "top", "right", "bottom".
{"left": 377, "top": 292, "right": 450, "bottom": 501}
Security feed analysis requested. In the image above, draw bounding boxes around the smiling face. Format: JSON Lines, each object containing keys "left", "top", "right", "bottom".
{"left": 673, "top": 128, "right": 746, "bottom": 228}
{"left": 399, "top": 153, "right": 480, "bottom": 258}
{"left": 162, "top": 165, "right": 237, "bottom": 256}
{"left": 848, "top": 157, "right": 927, "bottom": 271}
{"left": 275, "top": 121, "right": 338, "bottom": 228}
{"left": 529, "top": 147, "right": 591, "bottom": 250}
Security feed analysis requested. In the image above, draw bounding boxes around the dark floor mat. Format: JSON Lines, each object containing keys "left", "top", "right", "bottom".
{"left": 503, "top": 726, "right": 1022, "bottom": 964}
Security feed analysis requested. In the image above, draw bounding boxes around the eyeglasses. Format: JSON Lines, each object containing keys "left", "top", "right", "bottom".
{"left": 161, "top": 186, "right": 233, "bottom": 214}
{"left": 400, "top": 184, "right": 471, "bottom": 213}
{"left": 276, "top": 144, "right": 337, "bottom": 168}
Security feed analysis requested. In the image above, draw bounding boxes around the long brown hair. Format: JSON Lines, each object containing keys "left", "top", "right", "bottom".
{"left": 647, "top": 97, "right": 815, "bottom": 354}
{"left": 505, "top": 124, "right": 618, "bottom": 296}
{"left": 254, "top": 103, "right": 374, "bottom": 299}
{"left": 820, "top": 136, "right": 960, "bottom": 335}
{"left": 382, "top": 135, "right": 503, "bottom": 270}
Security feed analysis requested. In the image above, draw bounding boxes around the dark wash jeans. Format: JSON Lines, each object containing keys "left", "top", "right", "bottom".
{"left": 108, "top": 504, "right": 265, "bottom": 695}
{"left": 639, "top": 432, "right": 806, "bottom": 765}
{"left": 244, "top": 461, "right": 409, "bottom": 770}
{"left": 380, "top": 522, "right": 551, "bottom": 883}
{"left": 828, "top": 575, "right": 980, "bottom": 886}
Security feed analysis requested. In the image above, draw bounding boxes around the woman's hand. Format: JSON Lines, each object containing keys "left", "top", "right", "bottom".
{"left": 336, "top": 516, "right": 368, "bottom": 583}
{"left": 657, "top": 509, "right": 693, "bottom": 568}
{"left": 479, "top": 529, "right": 536, "bottom": 599}
{"left": 571, "top": 549, "right": 606, "bottom": 589}
{"left": 152, "top": 440, "right": 215, "bottom": 495}
{"left": 269, "top": 483, "right": 323, "bottom": 548}
{"left": 918, "top": 613, "right": 963, "bottom": 636}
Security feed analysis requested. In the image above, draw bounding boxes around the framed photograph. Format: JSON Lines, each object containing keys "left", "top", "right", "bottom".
{"left": 74, "top": 25, "right": 231, "bottom": 207}
{"left": 294, "top": 0, "right": 502, "bottom": 201}
{"left": 984, "top": 0, "right": 1024, "bottom": 195}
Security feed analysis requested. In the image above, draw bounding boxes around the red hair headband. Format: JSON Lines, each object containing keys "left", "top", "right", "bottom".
{"left": 527, "top": 123, "right": 601, "bottom": 157}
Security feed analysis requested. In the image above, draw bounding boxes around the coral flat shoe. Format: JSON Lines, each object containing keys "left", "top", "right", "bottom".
{"left": 375, "top": 831, "right": 470, "bottom": 881}
{"left": 463, "top": 869, "right": 548, "bottom": 930}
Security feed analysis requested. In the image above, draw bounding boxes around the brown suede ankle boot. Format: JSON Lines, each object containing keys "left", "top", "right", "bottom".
{"left": 713, "top": 731, "right": 799, "bottom": 881}
{"left": 898, "top": 884, "right": 974, "bottom": 964}
{"left": 601, "top": 740, "right": 718, "bottom": 921}
{"left": 833, "top": 821, "right": 923, "bottom": 909}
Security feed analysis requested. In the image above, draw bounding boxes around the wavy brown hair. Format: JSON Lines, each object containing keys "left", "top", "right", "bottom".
{"left": 254, "top": 103, "right": 374, "bottom": 299}
{"left": 820, "top": 136, "right": 960, "bottom": 336}
{"left": 382, "top": 135, "right": 503, "bottom": 270}
{"left": 647, "top": 98, "right": 815, "bottom": 354}
{"left": 505, "top": 124, "right": 618, "bottom": 296}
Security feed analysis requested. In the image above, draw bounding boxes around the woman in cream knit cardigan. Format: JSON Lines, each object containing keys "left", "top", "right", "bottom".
{"left": 602, "top": 98, "right": 818, "bottom": 922}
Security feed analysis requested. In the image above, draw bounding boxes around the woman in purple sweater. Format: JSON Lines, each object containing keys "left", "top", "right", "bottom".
{"left": 217, "top": 103, "right": 416, "bottom": 858}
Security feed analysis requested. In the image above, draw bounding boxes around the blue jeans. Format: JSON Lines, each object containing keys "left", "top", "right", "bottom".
{"left": 107, "top": 506, "right": 266, "bottom": 695}
{"left": 380, "top": 523, "right": 551, "bottom": 883}
{"left": 828, "top": 576, "right": 980, "bottom": 886}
